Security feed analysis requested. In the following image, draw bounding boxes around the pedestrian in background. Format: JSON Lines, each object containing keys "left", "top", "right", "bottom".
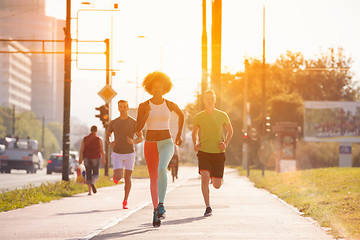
{"left": 192, "top": 89, "right": 233, "bottom": 216}
{"left": 106, "top": 100, "right": 143, "bottom": 209}
{"left": 168, "top": 145, "right": 180, "bottom": 180}
{"left": 79, "top": 125, "right": 105, "bottom": 195}
{"left": 136, "top": 71, "right": 184, "bottom": 227}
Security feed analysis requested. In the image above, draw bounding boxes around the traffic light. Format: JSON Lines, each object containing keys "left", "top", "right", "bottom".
{"left": 243, "top": 131, "right": 249, "bottom": 143}
{"left": 95, "top": 105, "right": 109, "bottom": 128}
{"left": 265, "top": 116, "right": 271, "bottom": 133}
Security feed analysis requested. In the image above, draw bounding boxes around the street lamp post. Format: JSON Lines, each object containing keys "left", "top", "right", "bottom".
{"left": 201, "top": 0, "right": 208, "bottom": 110}
{"left": 261, "top": 3, "right": 266, "bottom": 176}
{"left": 243, "top": 59, "right": 249, "bottom": 176}
{"left": 211, "top": 0, "right": 222, "bottom": 107}
{"left": 41, "top": 116, "right": 45, "bottom": 152}
{"left": 104, "top": 38, "right": 110, "bottom": 176}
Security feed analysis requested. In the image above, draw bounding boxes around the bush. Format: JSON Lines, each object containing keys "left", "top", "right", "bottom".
{"left": 351, "top": 143, "right": 360, "bottom": 167}
{"left": 297, "top": 141, "right": 339, "bottom": 169}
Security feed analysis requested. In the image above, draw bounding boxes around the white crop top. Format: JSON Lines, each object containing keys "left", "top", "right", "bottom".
{"left": 146, "top": 100, "right": 171, "bottom": 130}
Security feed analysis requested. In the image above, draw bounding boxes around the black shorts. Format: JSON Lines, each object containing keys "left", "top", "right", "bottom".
{"left": 197, "top": 151, "right": 226, "bottom": 179}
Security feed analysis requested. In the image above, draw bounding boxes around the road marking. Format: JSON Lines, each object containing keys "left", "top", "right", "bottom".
{"left": 82, "top": 200, "right": 151, "bottom": 240}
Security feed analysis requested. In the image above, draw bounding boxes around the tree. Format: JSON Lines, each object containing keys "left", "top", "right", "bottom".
{"left": 305, "top": 48, "right": 357, "bottom": 101}
{"left": 184, "top": 47, "right": 357, "bottom": 166}
{"left": 273, "top": 48, "right": 357, "bottom": 101}
{"left": 269, "top": 92, "right": 304, "bottom": 136}
{"left": 47, "top": 122, "right": 62, "bottom": 146}
{"left": 0, "top": 107, "right": 60, "bottom": 159}
{"left": 0, "top": 116, "right": 6, "bottom": 137}
{"left": 0, "top": 106, "right": 13, "bottom": 136}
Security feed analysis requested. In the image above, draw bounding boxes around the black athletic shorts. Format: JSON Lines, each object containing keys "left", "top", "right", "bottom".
{"left": 197, "top": 151, "right": 226, "bottom": 179}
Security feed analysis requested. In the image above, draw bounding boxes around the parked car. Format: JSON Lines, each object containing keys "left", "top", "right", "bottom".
{"left": 0, "top": 137, "right": 42, "bottom": 174}
{"left": 70, "top": 151, "right": 79, "bottom": 169}
{"left": 46, "top": 153, "right": 76, "bottom": 175}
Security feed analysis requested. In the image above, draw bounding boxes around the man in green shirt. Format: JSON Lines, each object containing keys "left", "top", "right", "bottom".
{"left": 192, "top": 89, "right": 233, "bottom": 217}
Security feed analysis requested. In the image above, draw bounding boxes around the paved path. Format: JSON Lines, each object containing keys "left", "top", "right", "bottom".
{"left": 0, "top": 167, "right": 335, "bottom": 240}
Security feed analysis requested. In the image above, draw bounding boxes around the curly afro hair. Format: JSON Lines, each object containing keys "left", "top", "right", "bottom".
{"left": 142, "top": 71, "right": 173, "bottom": 95}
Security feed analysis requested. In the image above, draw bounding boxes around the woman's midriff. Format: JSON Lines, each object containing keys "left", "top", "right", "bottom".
{"left": 146, "top": 130, "right": 171, "bottom": 141}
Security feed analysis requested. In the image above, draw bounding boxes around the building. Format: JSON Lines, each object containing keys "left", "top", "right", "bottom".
{"left": 0, "top": 0, "right": 46, "bottom": 14}
{"left": 0, "top": 40, "right": 32, "bottom": 112}
{"left": 0, "top": 0, "right": 65, "bottom": 123}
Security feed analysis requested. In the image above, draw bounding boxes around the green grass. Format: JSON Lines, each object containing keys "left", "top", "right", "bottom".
{"left": 238, "top": 167, "right": 360, "bottom": 240}
{"left": 0, "top": 165, "right": 149, "bottom": 212}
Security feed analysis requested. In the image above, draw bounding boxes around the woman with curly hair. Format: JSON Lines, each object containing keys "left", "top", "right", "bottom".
{"left": 136, "top": 71, "right": 184, "bottom": 227}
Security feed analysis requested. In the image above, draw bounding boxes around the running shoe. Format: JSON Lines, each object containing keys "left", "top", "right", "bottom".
{"left": 157, "top": 203, "right": 166, "bottom": 219}
{"left": 122, "top": 200, "right": 128, "bottom": 209}
{"left": 152, "top": 210, "right": 161, "bottom": 228}
{"left": 204, "top": 206, "right": 212, "bottom": 217}
{"left": 91, "top": 184, "right": 97, "bottom": 194}
{"left": 112, "top": 177, "right": 119, "bottom": 184}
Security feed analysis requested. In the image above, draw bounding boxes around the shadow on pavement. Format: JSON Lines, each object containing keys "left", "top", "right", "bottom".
{"left": 56, "top": 208, "right": 120, "bottom": 216}
{"left": 138, "top": 216, "right": 205, "bottom": 227}
{"left": 161, "top": 216, "right": 205, "bottom": 225}
{"left": 91, "top": 227, "right": 157, "bottom": 240}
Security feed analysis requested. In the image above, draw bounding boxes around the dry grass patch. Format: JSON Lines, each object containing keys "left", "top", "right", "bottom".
{"left": 238, "top": 167, "right": 360, "bottom": 240}
{"left": 0, "top": 164, "right": 149, "bottom": 212}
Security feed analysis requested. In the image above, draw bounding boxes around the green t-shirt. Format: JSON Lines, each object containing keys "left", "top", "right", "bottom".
{"left": 194, "top": 109, "right": 230, "bottom": 153}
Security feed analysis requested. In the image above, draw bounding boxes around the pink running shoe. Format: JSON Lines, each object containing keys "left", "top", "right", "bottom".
{"left": 113, "top": 177, "right": 119, "bottom": 184}
{"left": 123, "top": 200, "right": 128, "bottom": 209}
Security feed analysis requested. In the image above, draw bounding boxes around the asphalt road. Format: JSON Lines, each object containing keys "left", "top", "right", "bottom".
{"left": 0, "top": 169, "right": 77, "bottom": 192}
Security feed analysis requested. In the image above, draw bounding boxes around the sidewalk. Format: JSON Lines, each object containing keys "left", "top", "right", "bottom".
{"left": 0, "top": 167, "right": 335, "bottom": 240}
{"left": 0, "top": 167, "right": 194, "bottom": 240}
{"left": 93, "top": 168, "right": 335, "bottom": 240}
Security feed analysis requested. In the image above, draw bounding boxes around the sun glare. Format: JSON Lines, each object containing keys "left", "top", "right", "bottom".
{"left": 45, "top": 0, "right": 360, "bottom": 125}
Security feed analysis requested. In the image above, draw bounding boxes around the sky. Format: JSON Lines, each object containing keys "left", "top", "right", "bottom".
{"left": 46, "top": 0, "right": 360, "bottom": 127}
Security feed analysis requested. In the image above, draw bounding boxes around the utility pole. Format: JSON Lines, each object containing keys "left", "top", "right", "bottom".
{"left": 62, "top": 0, "right": 71, "bottom": 181}
{"left": 211, "top": 0, "right": 222, "bottom": 106}
{"left": 201, "top": 0, "right": 208, "bottom": 110}
{"left": 12, "top": 105, "right": 15, "bottom": 137}
{"left": 243, "top": 59, "right": 249, "bottom": 176}
{"left": 104, "top": 38, "right": 110, "bottom": 176}
{"left": 42, "top": 115, "right": 45, "bottom": 153}
{"left": 261, "top": 4, "right": 266, "bottom": 176}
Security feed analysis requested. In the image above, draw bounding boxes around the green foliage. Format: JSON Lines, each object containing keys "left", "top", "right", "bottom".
{"left": 0, "top": 116, "right": 6, "bottom": 137}
{"left": 238, "top": 168, "right": 360, "bottom": 240}
{"left": 184, "top": 105, "right": 194, "bottom": 131}
{"left": 305, "top": 48, "right": 357, "bottom": 101}
{"left": 350, "top": 143, "right": 360, "bottom": 167}
{"left": 269, "top": 92, "right": 304, "bottom": 123}
{"left": 273, "top": 48, "right": 357, "bottom": 101}
{"left": 251, "top": 139, "right": 359, "bottom": 170}
{"left": 296, "top": 141, "right": 339, "bottom": 169}
{"left": 0, "top": 107, "right": 61, "bottom": 160}
{"left": 0, "top": 107, "right": 13, "bottom": 136}
{"left": 0, "top": 181, "right": 87, "bottom": 212}
{"left": 47, "top": 122, "right": 63, "bottom": 146}
{"left": 269, "top": 92, "right": 304, "bottom": 136}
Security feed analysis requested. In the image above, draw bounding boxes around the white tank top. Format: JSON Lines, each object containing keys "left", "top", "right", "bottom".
{"left": 146, "top": 100, "right": 171, "bottom": 130}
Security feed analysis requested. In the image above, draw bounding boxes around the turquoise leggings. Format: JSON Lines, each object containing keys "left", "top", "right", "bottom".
{"left": 144, "top": 138, "right": 174, "bottom": 209}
